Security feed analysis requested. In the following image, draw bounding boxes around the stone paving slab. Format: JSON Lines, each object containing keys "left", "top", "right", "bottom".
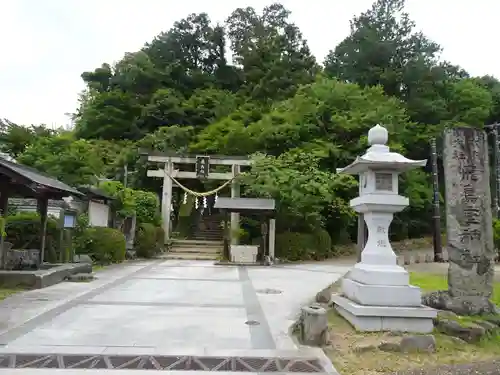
{"left": 0, "top": 262, "right": 158, "bottom": 345}
{"left": 0, "top": 259, "right": 349, "bottom": 364}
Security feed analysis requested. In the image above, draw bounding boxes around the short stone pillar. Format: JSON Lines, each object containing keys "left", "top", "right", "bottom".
{"left": 331, "top": 124, "right": 437, "bottom": 333}
{"left": 300, "top": 305, "right": 328, "bottom": 346}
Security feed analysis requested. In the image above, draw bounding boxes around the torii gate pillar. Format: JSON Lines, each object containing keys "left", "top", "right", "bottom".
{"left": 231, "top": 164, "right": 241, "bottom": 245}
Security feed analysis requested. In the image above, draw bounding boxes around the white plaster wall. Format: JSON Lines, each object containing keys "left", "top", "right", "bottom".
{"left": 88, "top": 201, "right": 110, "bottom": 227}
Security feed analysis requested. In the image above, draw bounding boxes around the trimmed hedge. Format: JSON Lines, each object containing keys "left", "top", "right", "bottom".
{"left": 134, "top": 223, "right": 165, "bottom": 258}
{"left": 275, "top": 229, "right": 332, "bottom": 261}
{"left": 135, "top": 223, "right": 158, "bottom": 258}
{"left": 75, "top": 227, "right": 126, "bottom": 265}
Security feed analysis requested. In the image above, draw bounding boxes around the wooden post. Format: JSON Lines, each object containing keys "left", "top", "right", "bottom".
{"left": 430, "top": 138, "right": 444, "bottom": 262}
{"left": 37, "top": 197, "right": 48, "bottom": 264}
{"left": 268, "top": 218, "right": 276, "bottom": 260}
{"left": 231, "top": 164, "right": 240, "bottom": 245}
{"left": 0, "top": 190, "right": 8, "bottom": 269}
{"left": 223, "top": 210, "right": 230, "bottom": 260}
{"left": 261, "top": 219, "right": 268, "bottom": 261}
{"left": 161, "top": 159, "right": 173, "bottom": 244}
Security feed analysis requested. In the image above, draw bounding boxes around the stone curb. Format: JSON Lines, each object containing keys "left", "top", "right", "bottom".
{"left": 396, "top": 249, "right": 449, "bottom": 267}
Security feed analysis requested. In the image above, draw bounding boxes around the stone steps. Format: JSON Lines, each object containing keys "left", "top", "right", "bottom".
{"left": 164, "top": 253, "right": 220, "bottom": 260}
{"left": 192, "top": 235, "right": 224, "bottom": 241}
{"left": 170, "top": 246, "right": 220, "bottom": 254}
{"left": 172, "top": 239, "right": 222, "bottom": 247}
{"left": 191, "top": 214, "right": 224, "bottom": 242}
{"left": 167, "top": 239, "right": 222, "bottom": 260}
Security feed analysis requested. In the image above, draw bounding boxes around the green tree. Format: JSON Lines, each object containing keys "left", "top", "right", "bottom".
{"left": 445, "top": 79, "right": 493, "bottom": 125}
{"left": 144, "top": 13, "right": 237, "bottom": 95}
{"left": 18, "top": 132, "right": 104, "bottom": 186}
{"left": 246, "top": 78, "right": 410, "bottom": 165}
{"left": 226, "top": 3, "right": 318, "bottom": 102}
{"left": 242, "top": 150, "right": 357, "bottom": 232}
{"left": 140, "top": 89, "right": 185, "bottom": 132}
{"left": 476, "top": 75, "right": 500, "bottom": 124}
{"left": 324, "top": 0, "right": 441, "bottom": 99}
{"left": 75, "top": 90, "right": 143, "bottom": 140}
{"left": 0, "top": 120, "right": 54, "bottom": 158}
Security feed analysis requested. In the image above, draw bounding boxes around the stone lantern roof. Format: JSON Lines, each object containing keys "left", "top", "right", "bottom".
{"left": 338, "top": 124, "right": 427, "bottom": 175}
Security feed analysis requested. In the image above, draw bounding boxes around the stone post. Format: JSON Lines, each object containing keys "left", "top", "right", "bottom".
{"left": 300, "top": 305, "right": 328, "bottom": 346}
{"left": 268, "top": 218, "right": 276, "bottom": 260}
{"left": 441, "top": 127, "right": 496, "bottom": 315}
{"left": 231, "top": 164, "right": 240, "bottom": 245}
{"left": 161, "top": 159, "right": 173, "bottom": 244}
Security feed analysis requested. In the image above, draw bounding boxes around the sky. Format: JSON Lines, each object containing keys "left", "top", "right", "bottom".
{"left": 0, "top": 0, "right": 497, "bottom": 128}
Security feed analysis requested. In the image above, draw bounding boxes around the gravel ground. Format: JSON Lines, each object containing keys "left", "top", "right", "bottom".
{"left": 391, "top": 360, "right": 500, "bottom": 375}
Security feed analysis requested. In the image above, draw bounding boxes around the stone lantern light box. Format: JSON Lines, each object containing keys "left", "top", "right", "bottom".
{"left": 331, "top": 124, "right": 437, "bottom": 333}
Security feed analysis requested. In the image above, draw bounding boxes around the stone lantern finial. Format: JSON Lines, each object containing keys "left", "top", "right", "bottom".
{"left": 368, "top": 124, "right": 388, "bottom": 146}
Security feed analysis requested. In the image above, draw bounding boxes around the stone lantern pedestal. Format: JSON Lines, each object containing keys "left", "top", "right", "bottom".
{"left": 331, "top": 125, "right": 437, "bottom": 333}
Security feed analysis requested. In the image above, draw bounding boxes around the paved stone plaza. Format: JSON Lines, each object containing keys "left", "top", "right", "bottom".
{"left": 0, "top": 260, "right": 349, "bottom": 373}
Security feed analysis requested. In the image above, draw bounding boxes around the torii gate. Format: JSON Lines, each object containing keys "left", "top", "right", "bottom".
{"left": 146, "top": 152, "right": 252, "bottom": 243}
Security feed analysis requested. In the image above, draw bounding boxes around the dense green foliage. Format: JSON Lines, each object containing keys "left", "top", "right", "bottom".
{"left": 493, "top": 220, "right": 500, "bottom": 251}
{"left": 135, "top": 223, "right": 164, "bottom": 258}
{"left": 98, "top": 181, "right": 161, "bottom": 225}
{"left": 4, "top": 212, "right": 60, "bottom": 261}
{"left": 2, "top": 0, "right": 500, "bottom": 258}
{"left": 275, "top": 229, "right": 332, "bottom": 261}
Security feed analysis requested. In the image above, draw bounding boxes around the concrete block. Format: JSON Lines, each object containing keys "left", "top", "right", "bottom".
{"left": 300, "top": 305, "right": 328, "bottom": 346}
{"left": 342, "top": 278, "right": 422, "bottom": 307}
{"left": 331, "top": 294, "right": 436, "bottom": 333}
{"left": 349, "top": 263, "right": 410, "bottom": 286}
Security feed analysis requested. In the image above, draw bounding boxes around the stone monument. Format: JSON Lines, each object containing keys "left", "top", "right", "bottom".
{"left": 423, "top": 127, "right": 496, "bottom": 315}
{"left": 331, "top": 124, "right": 437, "bottom": 333}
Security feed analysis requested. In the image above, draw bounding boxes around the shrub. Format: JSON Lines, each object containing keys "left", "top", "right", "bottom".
{"left": 133, "top": 190, "right": 161, "bottom": 226}
{"left": 155, "top": 226, "right": 165, "bottom": 250}
{"left": 275, "top": 229, "right": 333, "bottom": 261}
{"left": 5, "top": 212, "right": 60, "bottom": 262}
{"left": 315, "top": 228, "right": 332, "bottom": 255}
{"left": 75, "top": 227, "right": 126, "bottom": 264}
{"left": 494, "top": 219, "right": 500, "bottom": 252}
{"left": 135, "top": 223, "right": 160, "bottom": 258}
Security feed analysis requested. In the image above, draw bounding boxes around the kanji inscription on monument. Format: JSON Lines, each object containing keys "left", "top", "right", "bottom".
{"left": 442, "top": 127, "right": 496, "bottom": 314}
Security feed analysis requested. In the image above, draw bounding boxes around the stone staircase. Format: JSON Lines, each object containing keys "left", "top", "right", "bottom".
{"left": 165, "top": 239, "right": 222, "bottom": 260}
{"left": 191, "top": 213, "right": 224, "bottom": 241}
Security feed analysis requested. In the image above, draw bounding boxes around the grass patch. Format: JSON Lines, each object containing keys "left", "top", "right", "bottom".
{"left": 0, "top": 286, "right": 26, "bottom": 300}
{"left": 326, "top": 272, "right": 500, "bottom": 375}
{"left": 326, "top": 308, "right": 500, "bottom": 375}
{"left": 409, "top": 272, "right": 500, "bottom": 305}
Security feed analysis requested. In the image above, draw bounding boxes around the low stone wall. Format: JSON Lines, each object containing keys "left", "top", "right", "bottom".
{"left": 0, "top": 263, "right": 92, "bottom": 289}
{"left": 396, "top": 248, "right": 449, "bottom": 266}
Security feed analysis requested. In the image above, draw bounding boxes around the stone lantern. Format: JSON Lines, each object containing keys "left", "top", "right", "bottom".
{"left": 331, "top": 124, "right": 437, "bottom": 333}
